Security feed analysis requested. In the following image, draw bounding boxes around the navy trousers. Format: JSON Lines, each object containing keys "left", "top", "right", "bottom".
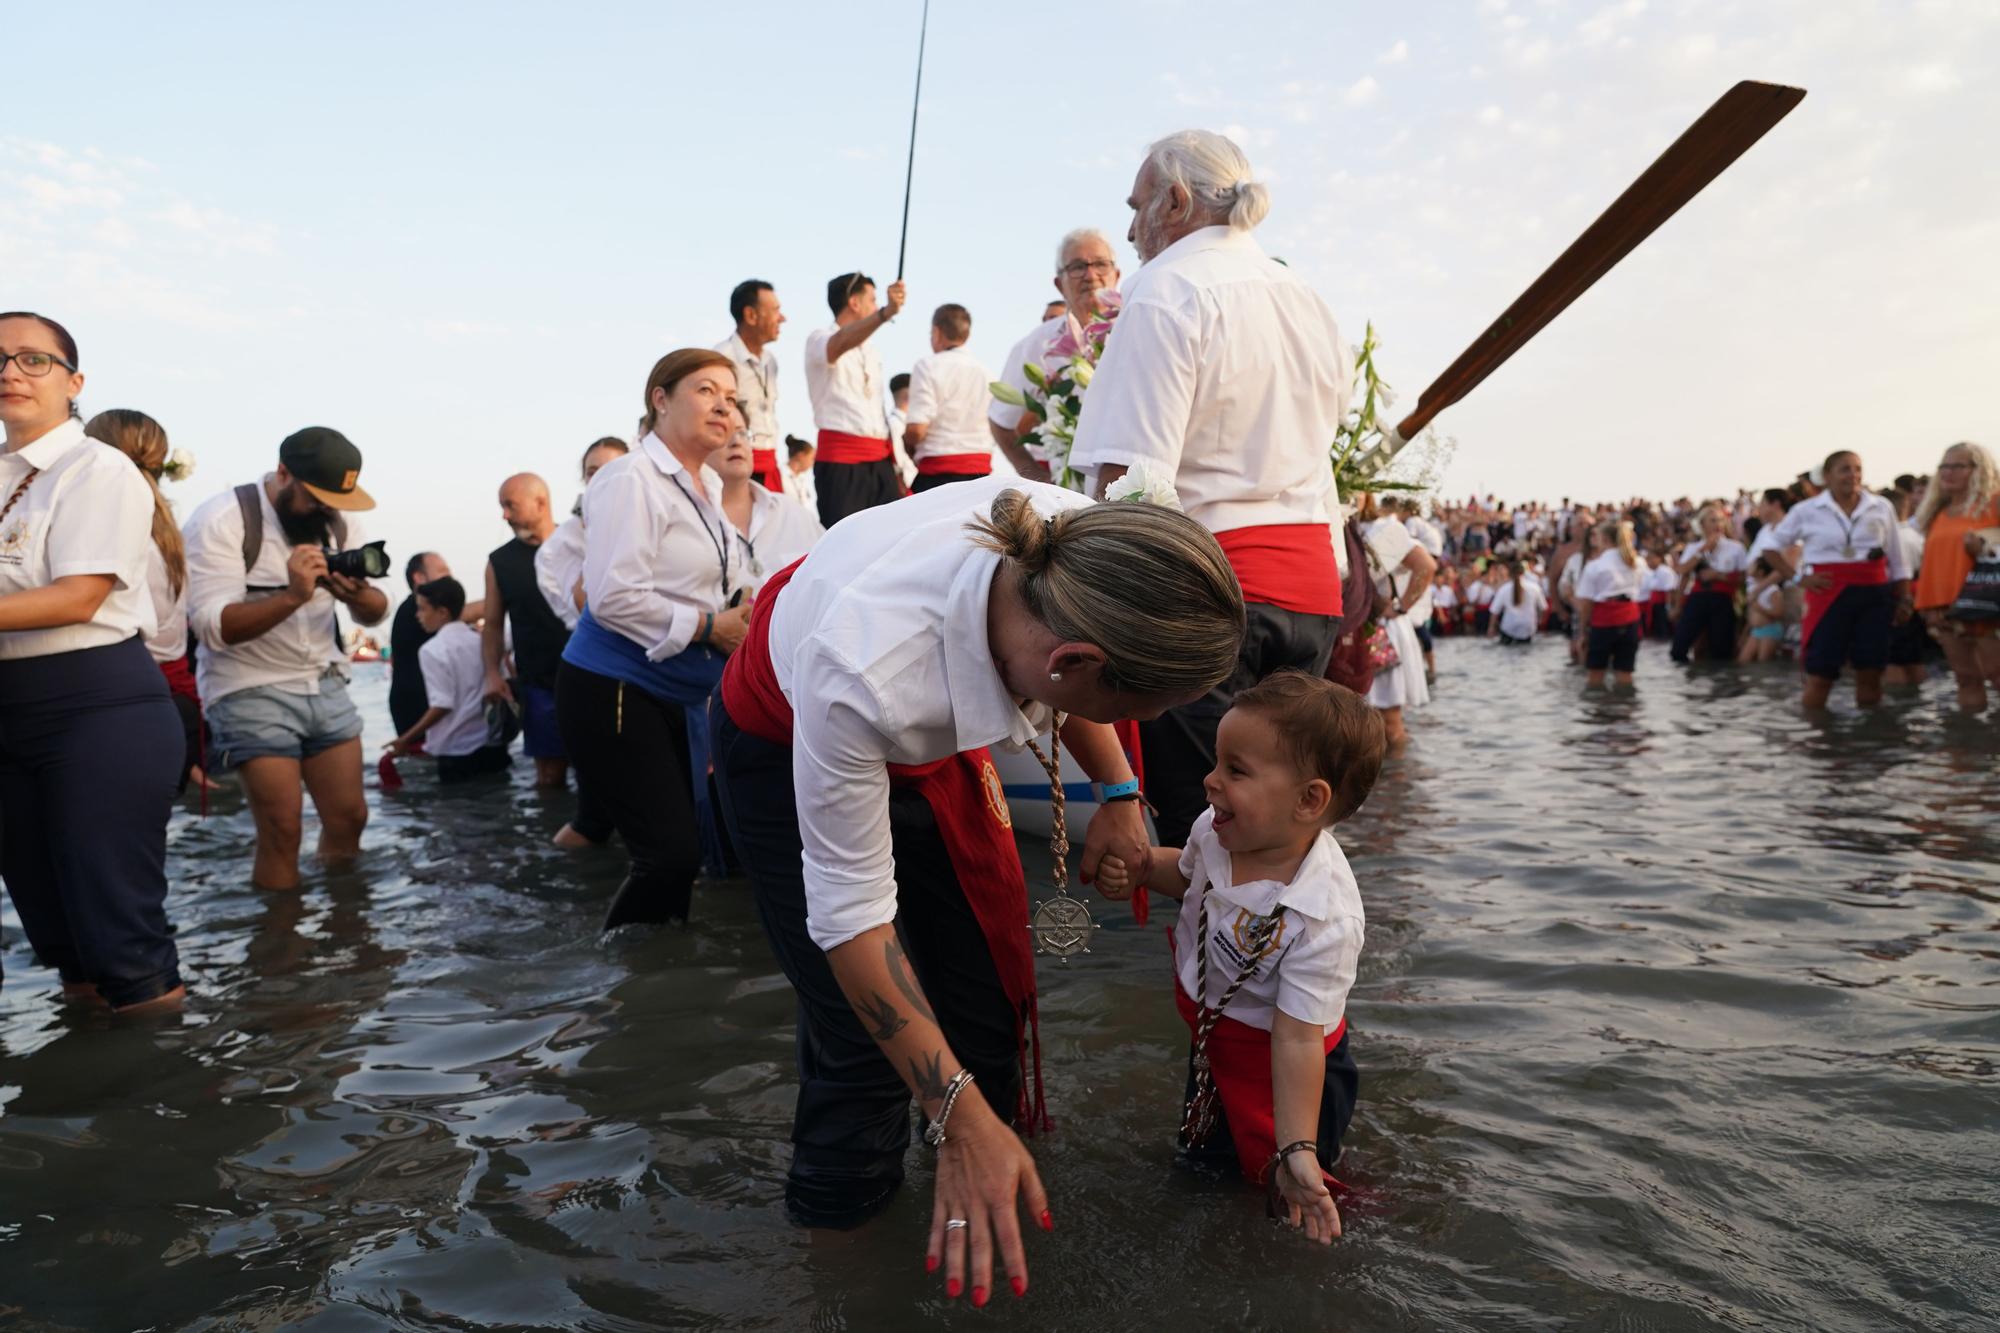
{"left": 0, "top": 637, "right": 182, "bottom": 1007}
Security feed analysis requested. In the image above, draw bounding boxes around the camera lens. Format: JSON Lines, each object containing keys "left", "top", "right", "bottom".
{"left": 323, "top": 540, "right": 390, "bottom": 580}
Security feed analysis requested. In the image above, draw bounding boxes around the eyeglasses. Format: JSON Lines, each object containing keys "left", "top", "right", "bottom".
{"left": 1059, "top": 259, "right": 1116, "bottom": 278}
{"left": 1936, "top": 461, "right": 1973, "bottom": 471}
{"left": 0, "top": 350, "right": 76, "bottom": 378}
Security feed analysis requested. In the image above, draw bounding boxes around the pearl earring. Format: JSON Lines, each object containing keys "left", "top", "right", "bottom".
{"left": 1050, "top": 672, "right": 1063, "bottom": 682}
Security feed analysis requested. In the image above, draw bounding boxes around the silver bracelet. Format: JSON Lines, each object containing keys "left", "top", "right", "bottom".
{"left": 923, "top": 1068, "right": 975, "bottom": 1148}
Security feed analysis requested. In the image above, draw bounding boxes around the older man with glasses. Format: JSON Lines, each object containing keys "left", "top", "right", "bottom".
{"left": 803, "top": 271, "right": 906, "bottom": 527}
{"left": 987, "top": 229, "right": 1123, "bottom": 484}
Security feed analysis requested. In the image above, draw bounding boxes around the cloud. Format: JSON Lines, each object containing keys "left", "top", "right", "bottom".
{"left": 1479, "top": 104, "right": 1505, "bottom": 126}
{"left": 1578, "top": 0, "right": 1646, "bottom": 46}
{"left": 1899, "top": 62, "right": 1962, "bottom": 94}
{"left": 1344, "top": 76, "right": 1380, "bottom": 107}
{"left": 1380, "top": 39, "right": 1409, "bottom": 65}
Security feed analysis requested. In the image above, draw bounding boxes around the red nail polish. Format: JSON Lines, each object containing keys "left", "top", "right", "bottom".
{"left": 972, "top": 1286, "right": 989, "bottom": 1308}
{"left": 1039, "top": 1209, "right": 1054, "bottom": 1231}
{"left": 946, "top": 1278, "right": 962, "bottom": 1299}
{"left": 925, "top": 1254, "right": 939, "bottom": 1273}
{"left": 1011, "top": 1276, "right": 1027, "bottom": 1298}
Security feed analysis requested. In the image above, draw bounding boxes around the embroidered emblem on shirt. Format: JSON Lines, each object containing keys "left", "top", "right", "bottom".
{"left": 980, "top": 759, "right": 1012, "bottom": 830}
{"left": 0, "top": 520, "right": 28, "bottom": 562}
{"left": 1230, "top": 908, "right": 1288, "bottom": 960}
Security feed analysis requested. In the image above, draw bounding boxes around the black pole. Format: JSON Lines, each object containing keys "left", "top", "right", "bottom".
{"left": 895, "top": 0, "right": 930, "bottom": 282}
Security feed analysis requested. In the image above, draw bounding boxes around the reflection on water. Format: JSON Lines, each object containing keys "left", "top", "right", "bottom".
{"left": 3, "top": 647, "right": 1996, "bottom": 1331}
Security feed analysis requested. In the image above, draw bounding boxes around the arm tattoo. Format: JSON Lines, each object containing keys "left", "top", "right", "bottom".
{"left": 908, "top": 1048, "right": 949, "bottom": 1102}
{"left": 884, "top": 937, "right": 938, "bottom": 1024}
{"left": 855, "top": 990, "right": 909, "bottom": 1042}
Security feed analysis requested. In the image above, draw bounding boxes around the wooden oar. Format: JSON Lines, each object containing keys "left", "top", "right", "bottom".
{"left": 1392, "top": 79, "right": 1806, "bottom": 443}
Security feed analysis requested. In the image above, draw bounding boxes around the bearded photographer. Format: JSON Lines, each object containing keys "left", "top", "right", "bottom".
{"left": 183, "top": 427, "right": 387, "bottom": 890}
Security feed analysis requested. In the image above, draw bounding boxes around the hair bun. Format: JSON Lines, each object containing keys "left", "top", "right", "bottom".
{"left": 982, "top": 489, "right": 1060, "bottom": 577}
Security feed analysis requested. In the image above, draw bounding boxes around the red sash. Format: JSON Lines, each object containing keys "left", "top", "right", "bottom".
{"left": 815, "top": 429, "right": 892, "bottom": 464}
{"left": 1801, "top": 559, "right": 1889, "bottom": 652}
{"left": 1171, "top": 960, "right": 1347, "bottom": 1185}
{"left": 719, "top": 558, "right": 1049, "bottom": 1133}
{"left": 751, "top": 448, "right": 785, "bottom": 492}
{"left": 1692, "top": 572, "right": 1744, "bottom": 596}
{"left": 1590, "top": 599, "right": 1641, "bottom": 629}
{"left": 1213, "top": 524, "right": 1341, "bottom": 617}
{"left": 915, "top": 452, "right": 993, "bottom": 477}
{"left": 1648, "top": 589, "right": 1669, "bottom": 605}
{"left": 158, "top": 652, "right": 200, "bottom": 703}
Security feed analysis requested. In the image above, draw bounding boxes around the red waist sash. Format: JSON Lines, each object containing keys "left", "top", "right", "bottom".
{"left": 1801, "top": 559, "right": 1889, "bottom": 652}
{"left": 1214, "top": 524, "right": 1341, "bottom": 617}
{"left": 1692, "top": 572, "right": 1744, "bottom": 596}
{"left": 815, "top": 429, "right": 892, "bottom": 464}
{"left": 719, "top": 557, "right": 1048, "bottom": 1133}
{"left": 159, "top": 652, "right": 200, "bottom": 703}
{"left": 1649, "top": 589, "right": 1669, "bottom": 604}
{"left": 915, "top": 452, "right": 993, "bottom": 477}
{"left": 751, "top": 448, "right": 784, "bottom": 492}
{"left": 1590, "top": 599, "right": 1641, "bottom": 629}
{"left": 1171, "top": 953, "right": 1347, "bottom": 1186}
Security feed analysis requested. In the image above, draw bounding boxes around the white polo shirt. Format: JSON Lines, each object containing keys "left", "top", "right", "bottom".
{"left": 416, "top": 621, "right": 493, "bottom": 757}
{"left": 534, "top": 515, "right": 587, "bottom": 630}
{"left": 737, "top": 482, "right": 824, "bottom": 592}
{"left": 802, "top": 325, "right": 890, "bottom": 440}
{"left": 767, "top": 474, "right": 1091, "bottom": 950}
{"left": 183, "top": 475, "right": 367, "bottom": 701}
{"left": 905, "top": 345, "right": 995, "bottom": 463}
{"left": 1769, "top": 491, "right": 1914, "bottom": 577}
{"left": 582, "top": 433, "right": 742, "bottom": 658}
{"left": 715, "top": 330, "right": 786, "bottom": 495}
{"left": 1070, "top": 226, "right": 1352, "bottom": 536}
{"left": 1172, "top": 808, "right": 1364, "bottom": 1034}
{"left": 1577, "top": 549, "right": 1648, "bottom": 603}
{"left": 0, "top": 418, "right": 157, "bottom": 661}
{"left": 1678, "top": 535, "right": 1750, "bottom": 577}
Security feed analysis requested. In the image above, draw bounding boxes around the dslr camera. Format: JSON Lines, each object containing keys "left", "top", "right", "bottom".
{"left": 323, "top": 540, "right": 390, "bottom": 581}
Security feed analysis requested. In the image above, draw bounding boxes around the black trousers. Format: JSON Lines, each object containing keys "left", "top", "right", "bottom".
{"left": 437, "top": 745, "right": 513, "bottom": 783}
{"left": 712, "top": 704, "right": 1022, "bottom": 1229}
{"left": 555, "top": 662, "right": 701, "bottom": 928}
{"left": 814, "top": 458, "right": 902, "bottom": 528}
{"left": 909, "top": 470, "right": 981, "bottom": 494}
{"left": 1141, "top": 601, "right": 1338, "bottom": 850}
{"left": 1671, "top": 590, "right": 1737, "bottom": 664}
{"left": 0, "top": 637, "right": 182, "bottom": 1008}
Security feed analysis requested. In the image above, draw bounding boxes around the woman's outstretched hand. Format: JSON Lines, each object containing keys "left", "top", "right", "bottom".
{"left": 926, "top": 1089, "right": 1051, "bottom": 1305}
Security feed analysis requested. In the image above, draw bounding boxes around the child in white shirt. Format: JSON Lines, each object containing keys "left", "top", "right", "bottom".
{"left": 384, "top": 577, "right": 513, "bottom": 782}
{"left": 1097, "top": 672, "right": 1385, "bottom": 1245}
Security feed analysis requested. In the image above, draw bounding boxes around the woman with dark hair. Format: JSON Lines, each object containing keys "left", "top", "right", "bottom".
{"left": 84, "top": 408, "right": 203, "bottom": 791}
{"left": 555, "top": 352, "right": 747, "bottom": 925}
{"left": 0, "top": 313, "right": 184, "bottom": 1012}
{"left": 1486, "top": 558, "right": 1548, "bottom": 645}
{"left": 1762, "top": 450, "right": 1914, "bottom": 708}
{"left": 714, "top": 477, "right": 1244, "bottom": 1303}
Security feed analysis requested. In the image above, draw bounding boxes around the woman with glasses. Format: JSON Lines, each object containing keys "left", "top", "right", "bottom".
{"left": 1912, "top": 441, "right": 2000, "bottom": 710}
{"left": 556, "top": 349, "right": 750, "bottom": 929}
{"left": 0, "top": 312, "right": 185, "bottom": 1013}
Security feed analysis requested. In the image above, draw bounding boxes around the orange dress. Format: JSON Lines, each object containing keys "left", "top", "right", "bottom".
{"left": 1915, "top": 499, "right": 2000, "bottom": 611}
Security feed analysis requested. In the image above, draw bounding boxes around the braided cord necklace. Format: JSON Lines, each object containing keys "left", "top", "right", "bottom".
{"left": 1180, "top": 886, "right": 1287, "bottom": 1147}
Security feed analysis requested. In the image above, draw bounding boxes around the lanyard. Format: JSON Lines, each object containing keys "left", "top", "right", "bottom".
{"left": 668, "top": 473, "right": 732, "bottom": 601}
{"left": 1828, "top": 496, "right": 1871, "bottom": 557}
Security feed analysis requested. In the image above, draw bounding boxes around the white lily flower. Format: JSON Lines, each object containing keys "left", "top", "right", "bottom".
{"left": 1103, "top": 460, "right": 1183, "bottom": 510}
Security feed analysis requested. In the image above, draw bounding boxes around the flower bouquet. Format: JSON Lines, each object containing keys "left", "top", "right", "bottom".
{"left": 989, "top": 291, "right": 1121, "bottom": 491}
{"left": 161, "top": 447, "right": 197, "bottom": 483}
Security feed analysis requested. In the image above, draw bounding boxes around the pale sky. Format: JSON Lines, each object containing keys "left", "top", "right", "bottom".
{"left": 7, "top": 1, "right": 1996, "bottom": 587}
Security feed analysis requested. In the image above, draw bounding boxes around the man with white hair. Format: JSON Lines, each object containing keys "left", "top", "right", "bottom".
{"left": 1071, "top": 128, "right": 1353, "bottom": 849}
{"left": 987, "top": 228, "right": 1123, "bottom": 481}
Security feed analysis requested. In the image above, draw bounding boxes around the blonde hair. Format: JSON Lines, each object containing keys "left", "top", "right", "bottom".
{"left": 1915, "top": 441, "right": 1998, "bottom": 532}
{"left": 967, "top": 490, "right": 1244, "bottom": 697}
{"left": 83, "top": 409, "right": 185, "bottom": 597}
{"left": 1596, "top": 518, "right": 1638, "bottom": 568}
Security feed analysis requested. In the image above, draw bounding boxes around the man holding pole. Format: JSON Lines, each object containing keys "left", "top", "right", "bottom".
{"left": 1070, "top": 129, "right": 1353, "bottom": 850}
{"left": 804, "top": 272, "right": 906, "bottom": 527}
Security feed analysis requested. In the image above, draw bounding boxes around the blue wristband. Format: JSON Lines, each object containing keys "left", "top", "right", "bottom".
{"left": 1097, "top": 778, "right": 1140, "bottom": 801}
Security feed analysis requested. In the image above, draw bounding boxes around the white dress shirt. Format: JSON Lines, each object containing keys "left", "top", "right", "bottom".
{"left": 803, "top": 325, "right": 890, "bottom": 440}
{"left": 1405, "top": 513, "right": 1445, "bottom": 557}
{"left": 582, "top": 433, "right": 742, "bottom": 658}
{"left": 1171, "top": 808, "right": 1364, "bottom": 1034}
{"left": 737, "top": 482, "right": 824, "bottom": 593}
{"left": 767, "top": 474, "right": 1091, "bottom": 950}
{"left": 1768, "top": 492, "right": 1913, "bottom": 578}
{"left": 1071, "top": 226, "right": 1352, "bottom": 536}
{"left": 715, "top": 330, "right": 786, "bottom": 495}
{"left": 1492, "top": 579, "right": 1548, "bottom": 638}
{"left": 0, "top": 419, "right": 157, "bottom": 661}
{"left": 1679, "top": 535, "right": 1750, "bottom": 577}
{"left": 183, "top": 475, "right": 365, "bottom": 701}
{"left": 905, "top": 345, "right": 995, "bottom": 463}
{"left": 1577, "top": 550, "right": 1649, "bottom": 603}
{"left": 143, "top": 545, "right": 189, "bottom": 663}
{"left": 1646, "top": 564, "right": 1679, "bottom": 595}
{"left": 417, "top": 621, "right": 493, "bottom": 757}
{"left": 534, "top": 515, "right": 587, "bottom": 630}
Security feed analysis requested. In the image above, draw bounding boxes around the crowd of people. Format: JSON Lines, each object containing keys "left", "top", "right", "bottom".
{"left": 3, "top": 122, "right": 1995, "bottom": 1305}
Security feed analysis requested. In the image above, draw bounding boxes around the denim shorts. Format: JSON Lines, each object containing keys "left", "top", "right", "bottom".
{"left": 206, "top": 673, "right": 364, "bottom": 770}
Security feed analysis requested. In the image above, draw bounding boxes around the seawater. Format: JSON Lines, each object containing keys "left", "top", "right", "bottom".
{"left": 1, "top": 639, "right": 1995, "bottom": 1332}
